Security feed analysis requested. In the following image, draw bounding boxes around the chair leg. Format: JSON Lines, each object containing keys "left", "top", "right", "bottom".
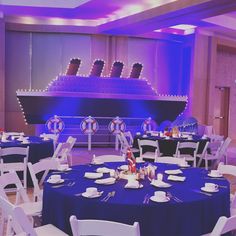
{"left": 205, "top": 159, "right": 208, "bottom": 170}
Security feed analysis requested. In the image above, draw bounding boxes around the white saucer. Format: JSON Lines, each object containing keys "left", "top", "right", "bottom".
{"left": 201, "top": 187, "right": 219, "bottom": 193}
{"left": 150, "top": 196, "right": 170, "bottom": 203}
{"left": 47, "top": 179, "right": 64, "bottom": 184}
{"left": 207, "top": 173, "right": 223, "bottom": 178}
{"left": 82, "top": 192, "right": 102, "bottom": 198}
{"left": 22, "top": 142, "right": 30, "bottom": 144}
{"left": 96, "top": 167, "right": 111, "bottom": 174}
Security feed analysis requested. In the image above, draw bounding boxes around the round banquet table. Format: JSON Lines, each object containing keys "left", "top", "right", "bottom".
{"left": 0, "top": 136, "right": 54, "bottom": 164}
{"left": 42, "top": 162, "right": 230, "bottom": 236}
{"left": 133, "top": 134, "right": 209, "bottom": 156}
{"left": 0, "top": 136, "right": 54, "bottom": 185}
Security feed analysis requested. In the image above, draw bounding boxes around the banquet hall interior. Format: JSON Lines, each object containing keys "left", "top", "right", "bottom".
{"left": 1, "top": 0, "right": 236, "bottom": 235}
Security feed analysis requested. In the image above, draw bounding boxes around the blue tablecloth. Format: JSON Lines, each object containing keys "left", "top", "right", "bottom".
{"left": 42, "top": 163, "right": 230, "bottom": 236}
{"left": 133, "top": 134, "right": 209, "bottom": 156}
{"left": 0, "top": 136, "right": 54, "bottom": 186}
{"left": 0, "top": 136, "right": 54, "bottom": 164}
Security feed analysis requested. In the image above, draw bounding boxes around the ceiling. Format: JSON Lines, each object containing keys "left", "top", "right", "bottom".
{"left": 1, "top": 0, "right": 236, "bottom": 38}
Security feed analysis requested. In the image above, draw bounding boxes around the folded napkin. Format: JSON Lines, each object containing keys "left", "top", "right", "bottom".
{"left": 84, "top": 172, "right": 103, "bottom": 179}
{"left": 151, "top": 179, "right": 171, "bottom": 188}
{"left": 125, "top": 180, "right": 141, "bottom": 189}
{"left": 96, "top": 167, "right": 112, "bottom": 174}
{"left": 165, "top": 169, "right": 183, "bottom": 175}
{"left": 167, "top": 175, "right": 186, "bottom": 182}
{"left": 95, "top": 177, "right": 116, "bottom": 185}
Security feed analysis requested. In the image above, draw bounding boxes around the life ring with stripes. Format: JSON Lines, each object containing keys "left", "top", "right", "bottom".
{"left": 46, "top": 115, "right": 65, "bottom": 134}
{"left": 80, "top": 116, "right": 98, "bottom": 134}
{"left": 108, "top": 117, "right": 126, "bottom": 134}
{"left": 141, "top": 118, "right": 157, "bottom": 132}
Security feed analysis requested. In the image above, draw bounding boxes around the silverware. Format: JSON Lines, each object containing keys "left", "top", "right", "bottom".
{"left": 143, "top": 194, "right": 149, "bottom": 204}
{"left": 101, "top": 191, "right": 115, "bottom": 202}
{"left": 146, "top": 195, "right": 150, "bottom": 204}
{"left": 51, "top": 181, "right": 75, "bottom": 188}
{"left": 193, "top": 190, "right": 212, "bottom": 196}
{"left": 74, "top": 192, "right": 83, "bottom": 196}
{"left": 167, "top": 192, "right": 183, "bottom": 203}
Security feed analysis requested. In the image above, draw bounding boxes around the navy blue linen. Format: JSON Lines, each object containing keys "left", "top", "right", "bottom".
{"left": 42, "top": 163, "right": 230, "bottom": 236}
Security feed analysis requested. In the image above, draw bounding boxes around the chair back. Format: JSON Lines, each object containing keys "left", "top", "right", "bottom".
{"left": 0, "top": 171, "right": 29, "bottom": 205}
{"left": 109, "top": 61, "right": 124, "bottom": 77}
{"left": 93, "top": 154, "right": 125, "bottom": 163}
{"left": 28, "top": 159, "right": 58, "bottom": 201}
{"left": 70, "top": 215, "right": 140, "bottom": 236}
{"left": 0, "top": 147, "right": 29, "bottom": 188}
{"left": 66, "top": 136, "right": 76, "bottom": 150}
{"left": 217, "top": 162, "right": 236, "bottom": 176}
{"left": 155, "top": 156, "right": 184, "bottom": 165}
{"left": 0, "top": 196, "right": 25, "bottom": 235}
{"left": 210, "top": 215, "right": 236, "bottom": 236}
{"left": 66, "top": 58, "right": 81, "bottom": 76}
{"left": 89, "top": 59, "right": 105, "bottom": 77}
{"left": 40, "top": 133, "right": 59, "bottom": 150}
{"left": 123, "top": 131, "right": 134, "bottom": 146}
{"left": 129, "top": 63, "right": 143, "bottom": 79}
{"left": 175, "top": 142, "right": 199, "bottom": 157}
{"left": 117, "top": 133, "right": 129, "bottom": 155}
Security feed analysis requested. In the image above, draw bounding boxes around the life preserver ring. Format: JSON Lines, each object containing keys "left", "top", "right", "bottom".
{"left": 80, "top": 116, "right": 98, "bottom": 134}
{"left": 141, "top": 118, "right": 156, "bottom": 132}
{"left": 108, "top": 117, "right": 126, "bottom": 134}
{"left": 46, "top": 115, "right": 65, "bottom": 134}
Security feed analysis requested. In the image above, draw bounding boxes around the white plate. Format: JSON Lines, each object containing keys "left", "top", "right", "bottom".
{"left": 150, "top": 196, "right": 170, "bottom": 203}
{"left": 95, "top": 177, "right": 116, "bottom": 185}
{"left": 82, "top": 192, "right": 103, "bottom": 198}
{"left": 47, "top": 179, "right": 64, "bottom": 184}
{"left": 84, "top": 172, "right": 103, "bottom": 179}
{"left": 207, "top": 173, "right": 223, "bottom": 178}
{"left": 151, "top": 180, "right": 171, "bottom": 188}
{"left": 201, "top": 187, "right": 219, "bottom": 193}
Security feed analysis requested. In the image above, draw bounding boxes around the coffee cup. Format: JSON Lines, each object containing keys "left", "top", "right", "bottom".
{"left": 86, "top": 187, "right": 98, "bottom": 196}
{"left": 154, "top": 191, "right": 167, "bottom": 200}
{"left": 205, "top": 183, "right": 218, "bottom": 191}
{"left": 49, "top": 174, "right": 61, "bottom": 182}
{"left": 210, "top": 170, "right": 220, "bottom": 177}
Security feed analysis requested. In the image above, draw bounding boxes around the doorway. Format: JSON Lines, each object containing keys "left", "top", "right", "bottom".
{"left": 213, "top": 86, "right": 230, "bottom": 137}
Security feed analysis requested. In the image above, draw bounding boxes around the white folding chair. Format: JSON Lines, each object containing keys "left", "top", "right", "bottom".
{"left": 202, "top": 215, "right": 236, "bottom": 236}
{"left": 138, "top": 139, "right": 161, "bottom": 162}
{"left": 217, "top": 162, "right": 236, "bottom": 216}
{"left": 0, "top": 146, "right": 29, "bottom": 188}
{"left": 219, "top": 137, "right": 231, "bottom": 164}
{"left": 28, "top": 159, "right": 59, "bottom": 201}
{"left": 93, "top": 154, "right": 125, "bottom": 163}
{"left": 0, "top": 171, "right": 42, "bottom": 235}
{"left": 40, "top": 133, "right": 59, "bottom": 150}
{"left": 70, "top": 215, "right": 140, "bottom": 236}
{"left": 65, "top": 136, "right": 76, "bottom": 166}
{"left": 122, "top": 132, "right": 139, "bottom": 154}
{"left": 175, "top": 142, "right": 199, "bottom": 167}
{"left": 0, "top": 196, "right": 68, "bottom": 236}
{"left": 155, "top": 156, "right": 185, "bottom": 165}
